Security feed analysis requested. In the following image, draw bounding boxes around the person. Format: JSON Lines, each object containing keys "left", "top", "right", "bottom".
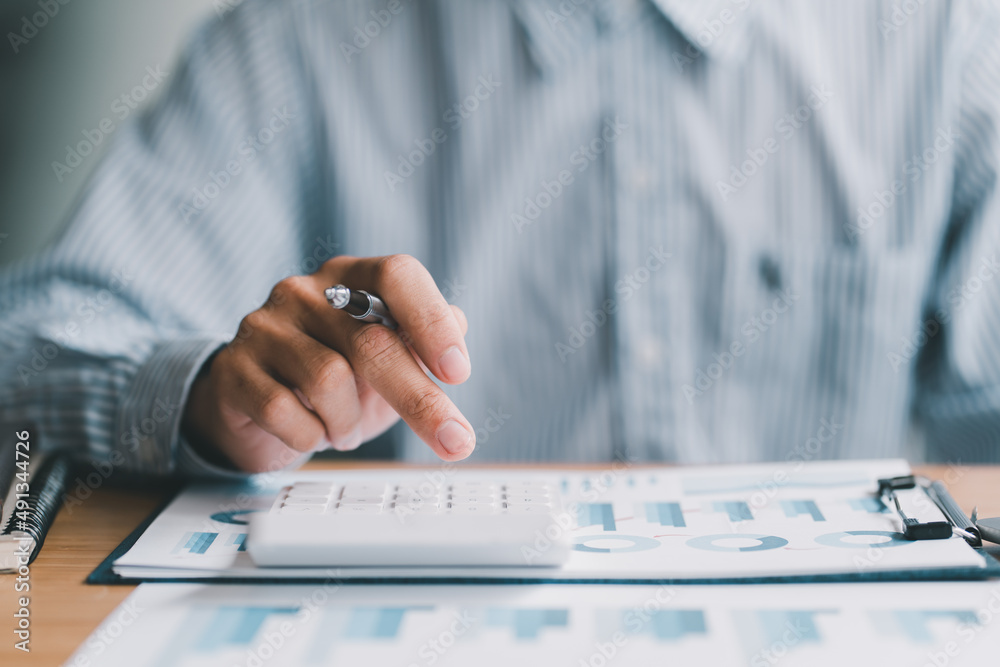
{"left": 1, "top": 0, "right": 999, "bottom": 478}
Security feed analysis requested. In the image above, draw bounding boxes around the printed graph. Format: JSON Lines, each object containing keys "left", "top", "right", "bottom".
{"left": 484, "top": 608, "right": 569, "bottom": 640}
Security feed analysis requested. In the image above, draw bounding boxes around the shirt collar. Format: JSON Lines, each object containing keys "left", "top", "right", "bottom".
{"left": 508, "top": 0, "right": 758, "bottom": 75}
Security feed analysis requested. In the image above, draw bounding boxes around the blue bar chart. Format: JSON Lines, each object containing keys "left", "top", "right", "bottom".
{"left": 849, "top": 497, "right": 889, "bottom": 514}
{"left": 872, "top": 609, "right": 980, "bottom": 643}
{"left": 192, "top": 606, "right": 299, "bottom": 652}
{"left": 641, "top": 502, "right": 686, "bottom": 527}
{"left": 781, "top": 500, "right": 826, "bottom": 522}
{"left": 711, "top": 501, "right": 754, "bottom": 522}
{"left": 577, "top": 503, "right": 616, "bottom": 531}
{"left": 172, "top": 532, "right": 217, "bottom": 555}
{"left": 484, "top": 609, "right": 570, "bottom": 640}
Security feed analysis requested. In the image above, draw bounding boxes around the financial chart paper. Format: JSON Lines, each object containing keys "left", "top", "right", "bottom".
{"left": 111, "top": 459, "right": 988, "bottom": 581}
{"left": 68, "top": 581, "right": 1000, "bottom": 667}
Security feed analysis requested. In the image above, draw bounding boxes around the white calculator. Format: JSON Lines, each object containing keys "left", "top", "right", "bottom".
{"left": 247, "top": 478, "right": 572, "bottom": 568}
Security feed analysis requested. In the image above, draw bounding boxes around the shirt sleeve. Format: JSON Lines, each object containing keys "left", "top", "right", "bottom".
{"left": 0, "top": 0, "right": 326, "bottom": 477}
{"left": 915, "top": 2, "right": 1000, "bottom": 463}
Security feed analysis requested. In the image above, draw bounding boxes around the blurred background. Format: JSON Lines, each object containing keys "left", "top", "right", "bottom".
{"left": 0, "top": 0, "right": 219, "bottom": 268}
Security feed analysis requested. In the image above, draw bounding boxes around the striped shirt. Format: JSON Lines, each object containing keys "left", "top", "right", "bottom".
{"left": 2, "top": 0, "right": 1000, "bottom": 476}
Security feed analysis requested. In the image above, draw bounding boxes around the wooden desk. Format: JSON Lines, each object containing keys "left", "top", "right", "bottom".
{"left": 1, "top": 463, "right": 997, "bottom": 666}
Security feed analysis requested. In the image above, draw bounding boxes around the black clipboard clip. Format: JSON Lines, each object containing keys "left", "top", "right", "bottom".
{"left": 876, "top": 475, "right": 1000, "bottom": 547}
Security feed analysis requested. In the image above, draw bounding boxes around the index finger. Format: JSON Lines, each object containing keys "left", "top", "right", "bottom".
{"left": 330, "top": 254, "right": 471, "bottom": 385}
{"left": 338, "top": 321, "right": 476, "bottom": 460}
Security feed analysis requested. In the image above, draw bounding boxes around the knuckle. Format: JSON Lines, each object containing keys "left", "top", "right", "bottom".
{"left": 409, "top": 304, "right": 454, "bottom": 340}
{"left": 242, "top": 310, "right": 267, "bottom": 330}
{"left": 375, "top": 253, "right": 420, "bottom": 286}
{"left": 349, "top": 324, "right": 398, "bottom": 366}
{"left": 310, "top": 354, "right": 353, "bottom": 389}
{"left": 256, "top": 390, "right": 292, "bottom": 429}
{"left": 399, "top": 387, "right": 440, "bottom": 424}
{"left": 270, "top": 275, "right": 310, "bottom": 305}
{"left": 234, "top": 311, "right": 264, "bottom": 342}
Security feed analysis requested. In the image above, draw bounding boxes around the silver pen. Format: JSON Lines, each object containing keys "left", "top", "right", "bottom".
{"left": 325, "top": 284, "right": 398, "bottom": 330}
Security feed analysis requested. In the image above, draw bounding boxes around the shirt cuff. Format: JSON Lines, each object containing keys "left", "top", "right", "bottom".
{"left": 116, "top": 336, "right": 229, "bottom": 475}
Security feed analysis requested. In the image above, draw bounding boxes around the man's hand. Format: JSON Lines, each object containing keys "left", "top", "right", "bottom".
{"left": 181, "top": 254, "right": 474, "bottom": 472}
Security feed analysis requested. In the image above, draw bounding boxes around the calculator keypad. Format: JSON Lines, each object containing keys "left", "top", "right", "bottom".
{"left": 272, "top": 481, "right": 556, "bottom": 516}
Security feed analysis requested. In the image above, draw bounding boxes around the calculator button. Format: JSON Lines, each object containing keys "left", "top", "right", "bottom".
{"left": 341, "top": 484, "right": 387, "bottom": 497}
{"left": 504, "top": 482, "right": 551, "bottom": 493}
{"left": 394, "top": 495, "right": 435, "bottom": 506}
{"left": 286, "top": 483, "right": 336, "bottom": 495}
{"left": 451, "top": 482, "right": 497, "bottom": 494}
{"left": 504, "top": 494, "right": 552, "bottom": 504}
{"left": 449, "top": 494, "right": 496, "bottom": 504}
{"left": 395, "top": 484, "right": 442, "bottom": 495}
{"left": 449, "top": 503, "right": 498, "bottom": 514}
{"left": 279, "top": 504, "right": 327, "bottom": 514}
{"left": 281, "top": 496, "right": 331, "bottom": 505}
{"left": 395, "top": 488, "right": 440, "bottom": 499}
{"left": 403, "top": 504, "right": 443, "bottom": 514}
{"left": 394, "top": 500, "right": 440, "bottom": 511}
{"left": 339, "top": 495, "right": 387, "bottom": 504}
{"left": 337, "top": 503, "right": 384, "bottom": 514}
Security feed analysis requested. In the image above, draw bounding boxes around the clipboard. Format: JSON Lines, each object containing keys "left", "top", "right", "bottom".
{"left": 87, "top": 463, "right": 1000, "bottom": 586}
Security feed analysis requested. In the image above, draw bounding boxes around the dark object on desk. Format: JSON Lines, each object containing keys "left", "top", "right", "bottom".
{"left": 976, "top": 517, "right": 1000, "bottom": 545}
{"left": 0, "top": 453, "right": 73, "bottom": 569}
{"left": 0, "top": 438, "right": 15, "bottom": 519}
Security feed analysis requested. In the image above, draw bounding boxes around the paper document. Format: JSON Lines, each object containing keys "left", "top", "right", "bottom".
{"left": 111, "top": 459, "right": 989, "bottom": 581}
{"left": 67, "top": 581, "right": 1000, "bottom": 666}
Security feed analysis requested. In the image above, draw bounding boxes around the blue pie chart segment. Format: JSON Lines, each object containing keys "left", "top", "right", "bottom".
{"left": 814, "top": 530, "right": 909, "bottom": 549}
{"left": 686, "top": 534, "right": 789, "bottom": 553}
{"left": 572, "top": 535, "right": 661, "bottom": 553}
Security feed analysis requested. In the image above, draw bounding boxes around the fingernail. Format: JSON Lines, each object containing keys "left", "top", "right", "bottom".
{"left": 436, "top": 420, "right": 473, "bottom": 455}
{"left": 332, "top": 427, "right": 363, "bottom": 452}
{"left": 438, "top": 346, "right": 471, "bottom": 382}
